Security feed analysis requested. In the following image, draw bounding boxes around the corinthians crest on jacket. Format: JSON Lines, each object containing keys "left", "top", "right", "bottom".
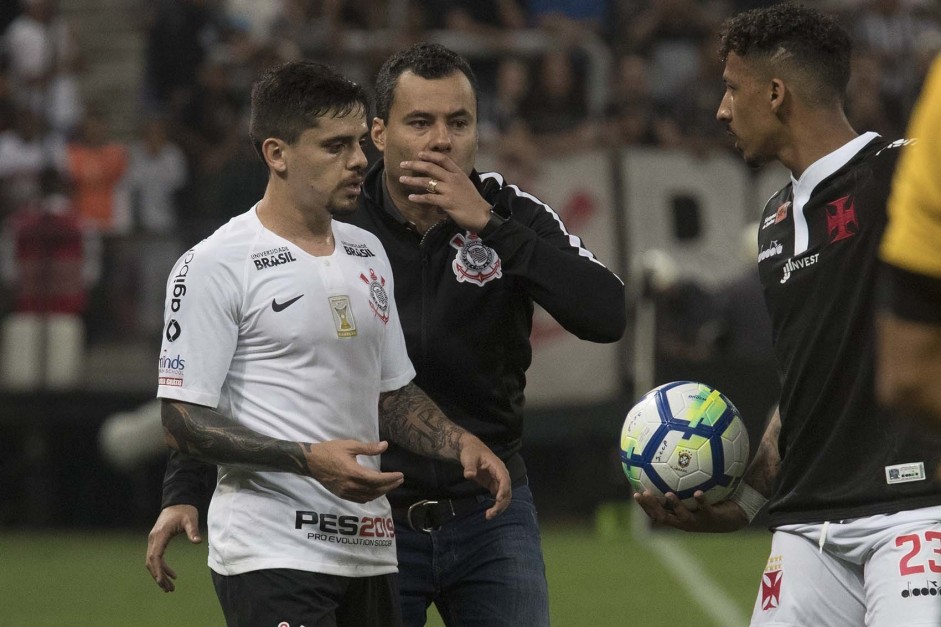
{"left": 450, "top": 232, "right": 502, "bottom": 286}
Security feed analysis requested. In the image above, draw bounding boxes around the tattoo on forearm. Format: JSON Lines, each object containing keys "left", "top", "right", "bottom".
{"left": 378, "top": 383, "right": 464, "bottom": 460}
{"left": 743, "top": 409, "right": 781, "bottom": 498}
{"left": 161, "top": 401, "right": 308, "bottom": 474}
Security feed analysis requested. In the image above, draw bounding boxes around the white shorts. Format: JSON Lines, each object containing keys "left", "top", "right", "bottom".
{"left": 750, "top": 505, "right": 941, "bottom": 627}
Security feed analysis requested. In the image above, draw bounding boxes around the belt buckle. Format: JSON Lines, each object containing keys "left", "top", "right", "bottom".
{"left": 406, "top": 499, "right": 455, "bottom": 533}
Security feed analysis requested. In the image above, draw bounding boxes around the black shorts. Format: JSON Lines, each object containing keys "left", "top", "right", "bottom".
{"left": 211, "top": 568, "right": 403, "bottom": 627}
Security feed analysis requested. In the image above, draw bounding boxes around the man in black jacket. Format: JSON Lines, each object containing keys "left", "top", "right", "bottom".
{"left": 146, "top": 43, "right": 626, "bottom": 627}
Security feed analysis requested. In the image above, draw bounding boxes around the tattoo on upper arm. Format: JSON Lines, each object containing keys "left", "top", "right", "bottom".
{"left": 378, "top": 383, "right": 463, "bottom": 459}
{"left": 161, "top": 401, "right": 308, "bottom": 474}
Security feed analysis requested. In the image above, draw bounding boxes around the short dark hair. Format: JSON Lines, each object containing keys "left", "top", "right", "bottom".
{"left": 719, "top": 3, "right": 851, "bottom": 105}
{"left": 249, "top": 61, "right": 369, "bottom": 159}
{"left": 374, "top": 42, "right": 479, "bottom": 122}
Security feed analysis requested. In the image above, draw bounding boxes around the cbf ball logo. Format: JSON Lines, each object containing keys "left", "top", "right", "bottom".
{"left": 450, "top": 232, "right": 502, "bottom": 286}
{"left": 360, "top": 269, "right": 389, "bottom": 324}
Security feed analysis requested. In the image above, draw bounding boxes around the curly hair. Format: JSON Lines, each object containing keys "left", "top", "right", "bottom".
{"left": 719, "top": 3, "right": 851, "bottom": 104}
{"left": 373, "top": 42, "right": 478, "bottom": 122}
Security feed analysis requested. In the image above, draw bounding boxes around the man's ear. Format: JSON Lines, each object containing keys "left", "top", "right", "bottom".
{"left": 262, "top": 138, "right": 288, "bottom": 173}
{"left": 769, "top": 77, "right": 787, "bottom": 114}
{"left": 371, "top": 117, "right": 386, "bottom": 153}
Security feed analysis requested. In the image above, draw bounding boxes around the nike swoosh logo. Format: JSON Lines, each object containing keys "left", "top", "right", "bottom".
{"left": 271, "top": 294, "right": 304, "bottom": 312}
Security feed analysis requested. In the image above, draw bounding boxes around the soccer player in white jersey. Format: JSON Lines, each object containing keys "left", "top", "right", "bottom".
{"left": 634, "top": 5, "right": 941, "bottom": 627}
{"left": 154, "top": 60, "right": 511, "bottom": 627}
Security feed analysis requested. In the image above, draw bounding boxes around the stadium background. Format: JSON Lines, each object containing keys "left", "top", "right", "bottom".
{"left": 0, "top": 0, "right": 937, "bottom": 624}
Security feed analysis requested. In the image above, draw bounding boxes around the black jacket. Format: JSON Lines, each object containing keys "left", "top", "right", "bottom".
{"left": 161, "top": 160, "right": 626, "bottom": 509}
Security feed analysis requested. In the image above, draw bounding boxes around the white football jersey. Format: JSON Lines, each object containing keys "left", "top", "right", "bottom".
{"left": 157, "top": 206, "right": 415, "bottom": 577}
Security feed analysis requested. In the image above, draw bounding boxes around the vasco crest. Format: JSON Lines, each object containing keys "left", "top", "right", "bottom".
{"left": 450, "top": 232, "right": 502, "bottom": 286}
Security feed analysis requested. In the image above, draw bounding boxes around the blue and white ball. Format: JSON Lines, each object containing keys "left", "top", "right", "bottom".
{"left": 620, "top": 381, "right": 749, "bottom": 508}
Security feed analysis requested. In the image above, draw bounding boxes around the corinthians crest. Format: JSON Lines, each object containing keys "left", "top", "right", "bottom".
{"left": 450, "top": 232, "right": 502, "bottom": 286}
{"left": 360, "top": 268, "right": 390, "bottom": 323}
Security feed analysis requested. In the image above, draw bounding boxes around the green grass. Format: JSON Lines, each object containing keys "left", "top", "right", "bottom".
{"left": 0, "top": 512, "right": 770, "bottom": 626}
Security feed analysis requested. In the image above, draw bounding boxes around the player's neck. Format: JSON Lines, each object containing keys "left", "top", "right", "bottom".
{"left": 780, "top": 111, "right": 858, "bottom": 178}
{"left": 256, "top": 195, "right": 335, "bottom": 256}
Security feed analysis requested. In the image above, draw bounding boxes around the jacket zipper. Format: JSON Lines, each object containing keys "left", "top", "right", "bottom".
{"left": 417, "top": 221, "right": 445, "bottom": 361}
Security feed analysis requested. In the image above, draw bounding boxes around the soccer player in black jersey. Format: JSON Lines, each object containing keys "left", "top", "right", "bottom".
{"left": 635, "top": 5, "right": 941, "bottom": 626}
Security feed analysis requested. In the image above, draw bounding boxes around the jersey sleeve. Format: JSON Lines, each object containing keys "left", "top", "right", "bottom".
{"left": 373, "top": 236, "right": 416, "bottom": 392}
{"left": 879, "top": 262, "right": 941, "bottom": 323}
{"left": 156, "top": 244, "right": 241, "bottom": 408}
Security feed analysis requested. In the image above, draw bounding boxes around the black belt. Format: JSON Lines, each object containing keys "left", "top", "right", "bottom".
{"left": 392, "top": 495, "right": 486, "bottom": 533}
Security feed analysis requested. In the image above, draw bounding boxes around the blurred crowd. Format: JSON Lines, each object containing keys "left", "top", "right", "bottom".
{"left": 0, "top": 0, "right": 939, "bottom": 349}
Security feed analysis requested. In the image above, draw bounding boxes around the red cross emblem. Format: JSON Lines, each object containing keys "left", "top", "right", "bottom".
{"left": 826, "top": 195, "right": 858, "bottom": 243}
{"left": 761, "top": 570, "right": 783, "bottom": 610}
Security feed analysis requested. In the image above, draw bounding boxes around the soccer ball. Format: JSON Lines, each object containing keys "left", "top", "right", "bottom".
{"left": 620, "top": 381, "right": 749, "bottom": 508}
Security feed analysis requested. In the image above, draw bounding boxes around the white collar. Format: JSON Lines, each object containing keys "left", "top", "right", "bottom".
{"left": 789, "top": 132, "right": 879, "bottom": 255}
{"left": 791, "top": 131, "right": 880, "bottom": 199}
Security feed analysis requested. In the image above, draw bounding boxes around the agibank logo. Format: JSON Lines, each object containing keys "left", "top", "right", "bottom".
{"left": 170, "top": 249, "right": 195, "bottom": 313}
{"left": 165, "top": 319, "right": 181, "bottom": 342}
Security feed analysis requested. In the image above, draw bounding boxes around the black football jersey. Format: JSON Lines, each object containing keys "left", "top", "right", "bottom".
{"left": 757, "top": 133, "right": 941, "bottom": 526}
